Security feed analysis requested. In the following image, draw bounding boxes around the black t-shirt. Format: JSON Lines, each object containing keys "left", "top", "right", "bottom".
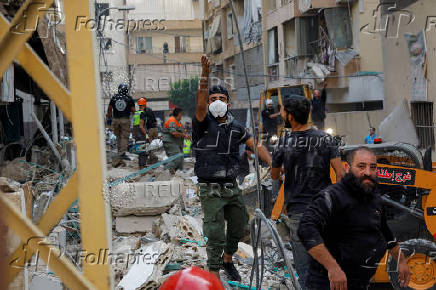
{"left": 262, "top": 108, "right": 278, "bottom": 135}
{"left": 141, "top": 107, "right": 157, "bottom": 129}
{"left": 109, "top": 94, "right": 135, "bottom": 118}
{"left": 272, "top": 128, "right": 339, "bottom": 214}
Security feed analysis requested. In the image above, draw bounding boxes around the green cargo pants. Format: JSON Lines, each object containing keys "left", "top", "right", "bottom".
{"left": 163, "top": 141, "right": 184, "bottom": 171}
{"left": 198, "top": 182, "right": 249, "bottom": 271}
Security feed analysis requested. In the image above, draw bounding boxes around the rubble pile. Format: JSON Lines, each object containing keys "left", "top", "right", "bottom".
{"left": 106, "top": 156, "right": 289, "bottom": 289}
{"left": 0, "top": 140, "right": 291, "bottom": 289}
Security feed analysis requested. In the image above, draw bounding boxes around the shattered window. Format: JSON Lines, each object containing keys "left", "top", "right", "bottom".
{"left": 324, "top": 7, "right": 353, "bottom": 49}
{"left": 296, "top": 16, "right": 319, "bottom": 56}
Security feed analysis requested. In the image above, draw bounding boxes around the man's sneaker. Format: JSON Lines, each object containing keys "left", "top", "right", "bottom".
{"left": 222, "top": 262, "right": 241, "bottom": 282}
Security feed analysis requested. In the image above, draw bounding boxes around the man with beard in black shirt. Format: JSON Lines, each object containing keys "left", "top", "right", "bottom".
{"left": 298, "top": 147, "right": 410, "bottom": 289}
{"left": 271, "top": 95, "right": 345, "bottom": 288}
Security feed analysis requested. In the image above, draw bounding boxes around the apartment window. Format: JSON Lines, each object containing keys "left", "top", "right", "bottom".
{"left": 267, "top": 27, "right": 278, "bottom": 64}
{"left": 95, "top": 2, "right": 109, "bottom": 18}
{"left": 326, "top": 101, "right": 384, "bottom": 113}
{"left": 136, "top": 37, "right": 152, "bottom": 54}
{"left": 324, "top": 8, "right": 353, "bottom": 49}
{"left": 227, "top": 12, "right": 233, "bottom": 38}
{"left": 100, "top": 38, "right": 112, "bottom": 50}
{"left": 411, "top": 102, "right": 435, "bottom": 149}
{"left": 175, "top": 36, "right": 187, "bottom": 53}
{"left": 296, "top": 16, "right": 319, "bottom": 56}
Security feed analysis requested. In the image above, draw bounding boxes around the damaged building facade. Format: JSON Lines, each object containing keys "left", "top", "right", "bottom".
{"left": 380, "top": 0, "right": 435, "bottom": 153}
{"left": 202, "top": 0, "right": 264, "bottom": 124}
{"left": 127, "top": 0, "right": 203, "bottom": 121}
{"left": 260, "top": 0, "right": 435, "bottom": 154}
{"left": 0, "top": 0, "right": 72, "bottom": 166}
{"left": 262, "top": 0, "right": 387, "bottom": 144}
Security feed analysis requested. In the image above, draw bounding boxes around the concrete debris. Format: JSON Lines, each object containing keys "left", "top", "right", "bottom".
{"left": 33, "top": 191, "right": 53, "bottom": 223}
{"left": 110, "top": 181, "right": 182, "bottom": 216}
{"left": 29, "top": 273, "right": 63, "bottom": 290}
{"left": 0, "top": 157, "right": 32, "bottom": 183}
{"left": 107, "top": 167, "right": 138, "bottom": 181}
{"left": 115, "top": 216, "right": 160, "bottom": 234}
{"left": 117, "top": 241, "right": 173, "bottom": 290}
{"left": 48, "top": 226, "right": 67, "bottom": 253}
{"left": 155, "top": 169, "right": 172, "bottom": 181}
{"left": 239, "top": 167, "right": 270, "bottom": 194}
{"left": 236, "top": 242, "right": 259, "bottom": 260}
{"left": 112, "top": 236, "right": 141, "bottom": 253}
{"left": 0, "top": 177, "right": 21, "bottom": 192}
{"left": 153, "top": 213, "right": 203, "bottom": 243}
{"left": 140, "top": 233, "right": 160, "bottom": 244}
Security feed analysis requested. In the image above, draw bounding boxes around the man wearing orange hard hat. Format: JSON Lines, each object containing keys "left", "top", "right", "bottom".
{"left": 133, "top": 97, "right": 157, "bottom": 167}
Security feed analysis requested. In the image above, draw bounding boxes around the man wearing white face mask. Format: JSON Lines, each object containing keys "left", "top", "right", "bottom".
{"left": 193, "top": 55, "right": 272, "bottom": 283}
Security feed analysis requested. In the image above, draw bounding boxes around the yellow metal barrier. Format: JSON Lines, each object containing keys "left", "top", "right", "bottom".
{"left": 0, "top": 1, "right": 112, "bottom": 289}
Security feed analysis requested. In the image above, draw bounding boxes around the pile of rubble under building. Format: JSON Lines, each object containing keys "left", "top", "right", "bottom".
{"left": 0, "top": 140, "right": 294, "bottom": 290}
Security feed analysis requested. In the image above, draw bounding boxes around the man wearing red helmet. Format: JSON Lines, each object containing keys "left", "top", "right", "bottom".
{"left": 160, "top": 267, "right": 224, "bottom": 290}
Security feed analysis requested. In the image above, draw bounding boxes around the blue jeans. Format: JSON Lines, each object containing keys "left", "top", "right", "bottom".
{"left": 289, "top": 213, "right": 311, "bottom": 289}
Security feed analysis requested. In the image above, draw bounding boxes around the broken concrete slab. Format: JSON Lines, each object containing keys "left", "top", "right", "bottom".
{"left": 117, "top": 241, "right": 173, "bottom": 290}
{"left": 0, "top": 158, "right": 32, "bottom": 183}
{"left": 236, "top": 242, "right": 260, "bottom": 260}
{"left": 107, "top": 167, "right": 138, "bottom": 181}
{"left": 48, "top": 226, "right": 66, "bottom": 253}
{"left": 33, "top": 191, "right": 53, "bottom": 223}
{"left": 155, "top": 169, "right": 172, "bottom": 181}
{"left": 110, "top": 181, "right": 182, "bottom": 216}
{"left": 115, "top": 216, "right": 160, "bottom": 234}
{"left": 153, "top": 213, "right": 203, "bottom": 243}
{"left": 29, "top": 273, "right": 63, "bottom": 290}
{"left": 0, "top": 177, "right": 21, "bottom": 192}
{"left": 112, "top": 236, "right": 141, "bottom": 254}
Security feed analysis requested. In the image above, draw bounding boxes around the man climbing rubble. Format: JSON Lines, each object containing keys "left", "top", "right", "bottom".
{"left": 163, "top": 108, "right": 189, "bottom": 174}
{"left": 298, "top": 147, "right": 410, "bottom": 289}
{"left": 133, "top": 98, "right": 149, "bottom": 167}
{"left": 271, "top": 95, "right": 345, "bottom": 288}
{"left": 193, "top": 54, "right": 272, "bottom": 282}
{"left": 106, "top": 83, "right": 135, "bottom": 167}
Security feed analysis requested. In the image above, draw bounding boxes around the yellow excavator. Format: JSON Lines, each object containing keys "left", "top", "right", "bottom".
{"left": 257, "top": 85, "right": 313, "bottom": 148}
{"left": 271, "top": 142, "right": 436, "bottom": 289}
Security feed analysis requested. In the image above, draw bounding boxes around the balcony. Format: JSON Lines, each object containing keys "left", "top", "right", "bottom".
{"left": 128, "top": 52, "right": 203, "bottom": 65}
{"left": 296, "top": 0, "right": 340, "bottom": 15}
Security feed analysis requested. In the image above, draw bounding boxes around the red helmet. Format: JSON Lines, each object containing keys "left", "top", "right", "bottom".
{"left": 138, "top": 98, "right": 147, "bottom": 105}
{"left": 160, "top": 267, "right": 224, "bottom": 290}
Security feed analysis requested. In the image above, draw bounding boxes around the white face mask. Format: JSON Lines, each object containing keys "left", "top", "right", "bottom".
{"left": 208, "top": 100, "right": 228, "bottom": 118}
